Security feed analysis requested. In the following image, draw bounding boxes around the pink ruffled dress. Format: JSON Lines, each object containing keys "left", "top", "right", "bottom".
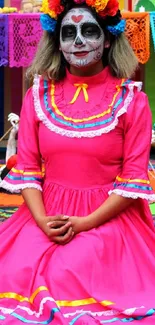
{"left": 0, "top": 67, "right": 155, "bottom": 324}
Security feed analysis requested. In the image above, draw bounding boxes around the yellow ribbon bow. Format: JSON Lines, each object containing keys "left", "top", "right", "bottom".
{"left": 70, "top": 83, "right": 89, "bottom": 104}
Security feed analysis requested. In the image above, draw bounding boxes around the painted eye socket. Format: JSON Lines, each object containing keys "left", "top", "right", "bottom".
{"left": 82, "top": 23, "right": 101, "bottom": 39}
{"left": 61, "top": 25, "right": 76, "bottom": 41}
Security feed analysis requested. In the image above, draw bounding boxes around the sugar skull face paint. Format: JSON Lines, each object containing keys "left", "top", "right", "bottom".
{"left": 60, "top": 8, "right": 105, "bottom": 68}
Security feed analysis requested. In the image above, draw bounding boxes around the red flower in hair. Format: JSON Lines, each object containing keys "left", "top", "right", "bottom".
{"left": 99, "top": 0, "right": 119, "bottom": 17}
{"left": 49, "top": 0, "right": 64, "bottom": 16}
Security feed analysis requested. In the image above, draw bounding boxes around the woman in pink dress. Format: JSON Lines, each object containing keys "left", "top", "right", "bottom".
{"left": 0, "top": 0, "right": 155, "bottom": 324}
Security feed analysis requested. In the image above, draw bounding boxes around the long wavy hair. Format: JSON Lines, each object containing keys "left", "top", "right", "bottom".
{"left": 27, "top": 1, "right": 138, "bottom": 80}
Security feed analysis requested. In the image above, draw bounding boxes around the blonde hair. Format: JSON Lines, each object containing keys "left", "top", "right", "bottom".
{"left": 27, "top": 29, "right": 138, "bottom": 81}
{"left": 27, "top": 32, "right": 62, "bottom": 80}
{"left": 108, "top": 33, "right": 138, "bottom": 79}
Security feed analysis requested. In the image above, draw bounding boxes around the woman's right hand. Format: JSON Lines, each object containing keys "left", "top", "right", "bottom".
{"left": 37, "top": 215, "right": 74, "bottom": 245}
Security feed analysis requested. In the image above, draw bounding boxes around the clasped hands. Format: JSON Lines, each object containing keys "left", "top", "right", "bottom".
{"left": 38, "top": 214, "right": 90, "bottom": 245}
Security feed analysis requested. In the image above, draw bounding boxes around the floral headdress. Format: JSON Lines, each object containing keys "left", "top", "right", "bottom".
{"left": 40, "top": 0, "right": 126, "bottom": 36}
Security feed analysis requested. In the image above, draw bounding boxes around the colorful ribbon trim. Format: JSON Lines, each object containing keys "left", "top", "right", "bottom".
{"left": 114, "top": 182, "right": 152, "bottom": 191}
{"left": 12, "top": 168, "right": 42, "bottom": 176}
{"left": 0, "top": 288, "right": 114, "bottom": 307}
{"left": 114, "top": 176, "right": 152, "bottom": 191}
{"left": 70, "top": 309, "right": 155, "bottom": 324}
{"left": 0, "top": 287, "right": 155, "bottom": 323}
{"left": 0, "top": 286, "right": 48, "bottom": 304}
{"left": 57, "top": 298, "right": 114, "bottom": 307}
{"left": 5, "top": 167, "right": 43, "bottom": 183}
{"left": 116, "top": 176, "right": 150, "bottom": 185}
{"left": 0, "top": 308, "right": 59, "bottom": 324}
{"left": 45, "top": 80, "right": 129, "bottom": 130}
{"left": 51, "top": 79, "right": 125, "bottom": 123}
{"left": 1, "top": 308, "right": 155, "bottom": 323}
{"left": 100, "top": 309, "right": 155, "bottom": 323}
{"left": 1, "top": 308, "right": 154, "bottom": 324}
{"left": 7, "top": 174, "right": 42, "bottom": 182}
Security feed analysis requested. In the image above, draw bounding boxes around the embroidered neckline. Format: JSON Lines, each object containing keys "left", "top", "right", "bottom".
{"left": 33, "top": 75, "right": 142, "bottom": 138}
{"left": 44, "top": 79, "right": 127, "bottom": 130}
{"left": 50, "top": 79, "right": 125, "bottom": 123}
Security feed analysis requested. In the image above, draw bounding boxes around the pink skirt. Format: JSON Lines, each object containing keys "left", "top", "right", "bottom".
{"left": 0, "top": 181, "right": 155, "bottom": 324}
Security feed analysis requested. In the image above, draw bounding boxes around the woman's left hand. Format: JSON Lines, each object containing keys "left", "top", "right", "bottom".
{"left": 69, "top": 216, "right": 91, "bottom": 235}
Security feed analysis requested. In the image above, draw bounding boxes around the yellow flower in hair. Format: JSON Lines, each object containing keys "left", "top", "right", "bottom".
{"left": 41, "top": 0, "right": 64, "bottom": 19}
{"left": 94, "top": 0, "right": 109, "bottom": 12}
{"left": 86, "top": 0, "right": 119, "bottom": 17}
{"left": 86, "top": 0, "right": 109, "bottom": 12}
{"left": 41, "top": 0, "right": 57, "bottom": 18}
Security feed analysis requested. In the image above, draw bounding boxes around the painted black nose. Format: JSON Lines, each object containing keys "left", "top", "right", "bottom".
{"left": 75, "top": 36, "right": 83, "bottom": 45}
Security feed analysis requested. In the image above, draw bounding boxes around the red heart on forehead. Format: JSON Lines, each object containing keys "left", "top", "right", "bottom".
{"left": 71, "top": 15, "right": 83, "bottom": 23}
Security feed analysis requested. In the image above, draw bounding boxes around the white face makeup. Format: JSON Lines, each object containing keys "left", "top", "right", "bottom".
{"left": 60, "top": 7, "right": 105, "bottom": 68}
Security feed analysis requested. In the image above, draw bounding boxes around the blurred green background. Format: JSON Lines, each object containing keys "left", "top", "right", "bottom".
{"left": 145, "top": 39, "right": 155, "bottom": 124}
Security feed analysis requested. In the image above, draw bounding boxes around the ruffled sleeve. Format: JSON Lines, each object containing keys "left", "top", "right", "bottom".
{"left": 0, "top": 88, "right": 43, "bottom": 193}
{"left": 109, "top": 91, "right": 155, "bottom": 201}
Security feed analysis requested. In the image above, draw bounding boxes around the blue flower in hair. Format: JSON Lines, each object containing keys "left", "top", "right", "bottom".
{"left": 106, "top": 19, "right": 126, "bottom": 36}
{"left": 40, "top": 14, "right": 57, "bottom": 33}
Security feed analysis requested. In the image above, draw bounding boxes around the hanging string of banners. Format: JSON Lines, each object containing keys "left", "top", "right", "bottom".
{"left": 0, "top": 11, "right": 154, "bottom": 67}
